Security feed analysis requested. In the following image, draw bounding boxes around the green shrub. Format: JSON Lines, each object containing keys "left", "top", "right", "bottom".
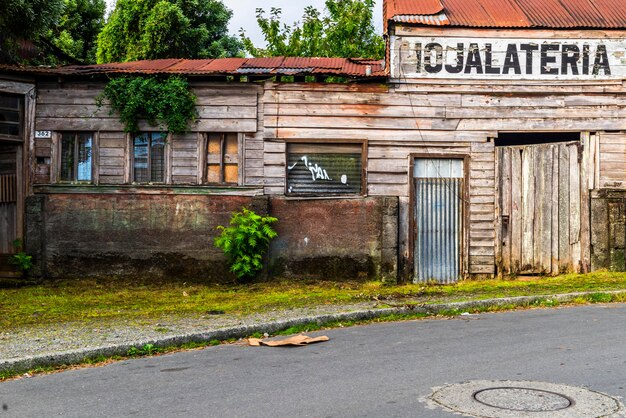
{"left": 10, "top": 252, "right": 33, "bottom": 272}
{"left": 214, "top": 208, "right": 278, "bottom": 280}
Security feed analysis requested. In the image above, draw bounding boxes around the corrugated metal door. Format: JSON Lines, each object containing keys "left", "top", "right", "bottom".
{"left": 414, "top": 159, "right": 464, "bottom": 283}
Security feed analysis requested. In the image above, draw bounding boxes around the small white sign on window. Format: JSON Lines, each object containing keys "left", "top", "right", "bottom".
{"left": 35, "top": 131, "right": 52, "bottom": 139}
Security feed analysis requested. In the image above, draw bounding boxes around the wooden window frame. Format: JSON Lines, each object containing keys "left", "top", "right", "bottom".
{"left": 0, "top": 94, "right": 24, "bottom": 142}
{"left": 199, "top": 132, "right": 244, "bottom": 186}
{"left": 284, "top": 138, "right": 367, "bottom": 197}
{"left": 51, "top": 131, "right": 97, "bottom": 184}
{"left": 129, "top": 132, "right": 171, "bottom": 185}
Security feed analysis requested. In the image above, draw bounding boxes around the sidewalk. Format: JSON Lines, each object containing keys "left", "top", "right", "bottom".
{"left": 3, "top": 290, "right": 625, "bottom": 376}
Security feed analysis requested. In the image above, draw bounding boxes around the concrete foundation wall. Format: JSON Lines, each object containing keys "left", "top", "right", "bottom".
{"left": 591, "top": 190, "right": 626, "bottom": 272}
{"left": 26, "top": 193, "right": 398, "bottom": 282}
{"left": 269, "top": 197, "right": 398, "bottom": 280}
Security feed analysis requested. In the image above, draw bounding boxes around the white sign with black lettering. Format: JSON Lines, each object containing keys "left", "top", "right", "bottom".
{"left": 35, "top": 131, "right": 52, "bottom": 139}
{"left": 392, "top": 36, "right": 626, "bottom": 80}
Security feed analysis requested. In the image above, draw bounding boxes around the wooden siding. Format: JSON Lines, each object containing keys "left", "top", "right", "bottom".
{"left": 33, "top": 82, "right": 262, "bottom": 187}
{"left": 262, "top": 76, "right": 626, "bottom": 276}
{"left": 598, "top": 132, "right": 626, "bottom": 189}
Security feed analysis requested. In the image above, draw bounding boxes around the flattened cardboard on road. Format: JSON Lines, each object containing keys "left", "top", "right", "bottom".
{"left": 248, "top": 335, "right": 329, "bottom": 347}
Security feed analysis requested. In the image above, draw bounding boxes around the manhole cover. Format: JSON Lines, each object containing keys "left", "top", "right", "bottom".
{"left": 473, "top": 387, "right": 572, "bottom": 412}
{"left": 426, "top": 380, "right": 623, "bottom": 418}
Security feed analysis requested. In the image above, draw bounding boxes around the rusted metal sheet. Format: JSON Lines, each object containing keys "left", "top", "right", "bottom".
{"left": 385, "top": 0, "right": 626, "bottom": 28}
{"left": 386, "top": 0, "right": 444, "bottom": 16}
{"left": 392, "top": 13, "right": 450, "bottom": 26}
{"left": 413, "top": 159, "right": 464, "bottom": 284}
{"left": 14, "top": 57, "right": 386, "bottom": 78}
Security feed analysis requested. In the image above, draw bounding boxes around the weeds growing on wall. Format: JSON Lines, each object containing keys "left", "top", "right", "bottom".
{"left": 215, "top": 208, "right": 278, "bottom": 280}
{"left": 97, "top": 76, "right": 197, "bottom": 134}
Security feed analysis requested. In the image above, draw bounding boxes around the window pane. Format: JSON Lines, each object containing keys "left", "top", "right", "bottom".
{"left": 0, "top": 95, "right": 19, "bottom": 109}
{"left": 150, "top": 133, "right": 165, "bottom": 182}
{"left": 223, "top": 133, "right": 238, "bottom": 184}
{"left": 0, "top": 124, "right": 19, "bottom": 137}
{"left": 286, "top": 143, "right": 362, "bottom": 195}
{"left": 206, "top": 133, "right": 239, "bottom": 184}
{"left": 60, "top": 134, "right": 76, "bottom": 181}
{"left": 0, "top": 94, "right": 21, "bottom": 139}
{"left": 133, "top": 134, "right": 149, "bottom": 183}
{"left": 76, "top": 134, "right": 92, "bottom": 181}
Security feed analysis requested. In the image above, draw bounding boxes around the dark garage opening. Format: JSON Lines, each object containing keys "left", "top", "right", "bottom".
{"left": 495, "top": 132, "right": 581, "bottom": 147}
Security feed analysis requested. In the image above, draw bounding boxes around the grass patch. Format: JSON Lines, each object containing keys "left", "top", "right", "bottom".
{"left": 2, "top": 271, "right": 626, "bottom": 331}
{"left": 2, "top": 288, "right": 625, "bottom": 382}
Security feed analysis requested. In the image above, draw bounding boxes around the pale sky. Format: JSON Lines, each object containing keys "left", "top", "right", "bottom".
{"left": 104, "top": 0, "right": 384, "bottom": 48}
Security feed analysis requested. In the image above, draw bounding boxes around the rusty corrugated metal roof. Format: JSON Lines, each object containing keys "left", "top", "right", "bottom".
{"left": 385, "top": 0, "right": 626, "bottom": 28}
{"left": 0, "top": 57, "right": 385, "bottom": 78}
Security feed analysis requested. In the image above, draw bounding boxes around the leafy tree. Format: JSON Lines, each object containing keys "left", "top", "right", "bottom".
{"left": 0, "top": 0, "right": 64, "bottom": 63}
{"left": 96, "top": 0, "right": 243, "bottom": 63}
{"left": 46, "top": 0, "right": 107, "bottom": 64}
{"left": 0, "top": 0, "right": 105, "bottom": 64}
{"left": 241, "top": 0, "right": 384, "bottom": 59}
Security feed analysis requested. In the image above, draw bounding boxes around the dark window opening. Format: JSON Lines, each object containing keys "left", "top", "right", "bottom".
{"left": 0, "top": 94, "right": 23, "bottom": 140}
{"left": 495, "top": 132, "right": 580, "bottom": 147}
{"left": 133, "top": 132, "right": 165, "bottom": 183}
{"left": 286, "top": 143, "right": 363, "bottom": 195}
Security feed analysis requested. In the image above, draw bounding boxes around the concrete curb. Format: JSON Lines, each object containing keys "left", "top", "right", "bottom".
{"left": 2, "top": 290, "right": 625, "bottom": 375}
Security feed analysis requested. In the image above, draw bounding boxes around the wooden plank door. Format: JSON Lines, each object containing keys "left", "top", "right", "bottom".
{"left": 496, "top": 142, "right": 584, "bottom": 275}
{"left": 0, "top": 144, "right": 18, "bottom": 254}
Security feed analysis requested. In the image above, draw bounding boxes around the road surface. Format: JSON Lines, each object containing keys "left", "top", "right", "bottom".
{"left": 2, "top": 304, "right": 625, "bottom": 417}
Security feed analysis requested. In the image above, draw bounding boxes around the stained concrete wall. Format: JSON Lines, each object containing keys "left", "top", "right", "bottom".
{"left": 26, "top": 193, "right": 398, "bottom": 282}
{"left": 269, "top": 197, "right": 398, "bottom": 281}
{"left": 591, "top": 190, "right": 626, "bottom": 272}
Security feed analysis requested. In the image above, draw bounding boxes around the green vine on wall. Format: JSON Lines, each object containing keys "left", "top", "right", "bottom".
{"left": 97, "top": 76, "right": 197, "bottom": 134}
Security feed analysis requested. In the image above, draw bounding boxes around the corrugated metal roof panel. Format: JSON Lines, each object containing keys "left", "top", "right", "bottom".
{"left": 392, "top": 12, "right": 450, "bottom": 26}
{"left": 240, "top": 57, "right": 285, "bottom": 68}
{"left": 168, "top": 59, "right": 214, "bottom": 72}
{"left": 282, "top": 57, "right": 344, "bottom": 69}
{"left": 385, "top": 0, "right": 626, "bottom": 28}
{"left": 200, "top": 58, "right": 246, "bottom": 72}
{"left": 389, "top": 0, "right": 444, "bottom": 15}
{"left": 1, "top": 57, "right": 386, "bottom": 78}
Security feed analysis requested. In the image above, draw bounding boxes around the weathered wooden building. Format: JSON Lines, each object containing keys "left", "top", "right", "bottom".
{"left": 1, "top": 0, "right": 626, "bottom": 282}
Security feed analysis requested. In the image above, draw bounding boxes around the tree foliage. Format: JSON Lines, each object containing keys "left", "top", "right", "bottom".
{"left": 0, "top": 0, "right": 105, "bottom": 64}
{"left": 96, "top": 0, "right": 243, "bottom": 63}
{"left": 215, "top": 208, "right": 278, "bottom": 281}
{"left": 0, "top": 0, "right": 64, "bottom": 63}
{"left": 240, "top": 0, "right": 384, "bottom": 59}
{"left": 98, "top": 76, "right": 197, "bottom": 134}
{"left": 46, "top": 0, "right": 107, "bottom": 64}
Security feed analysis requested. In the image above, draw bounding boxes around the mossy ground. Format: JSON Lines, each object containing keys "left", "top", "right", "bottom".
{"left": 2, "top": 271, "right": 626, "bottom": 331}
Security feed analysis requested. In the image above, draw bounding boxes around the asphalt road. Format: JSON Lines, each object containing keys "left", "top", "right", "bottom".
{"left": 2, "top": 304, "right": 626, "bottom": 417}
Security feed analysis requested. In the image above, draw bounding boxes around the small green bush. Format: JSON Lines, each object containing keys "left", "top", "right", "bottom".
{"left": 10, "top": 252, "right": 33, "bottom": 272}
{"left": 214, "top": 208, "right": 278, "bottom": 280}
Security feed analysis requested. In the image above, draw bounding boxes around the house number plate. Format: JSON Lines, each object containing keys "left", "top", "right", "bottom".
{"left": 35, "top": 131, "right": 52, "bottom": 139}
